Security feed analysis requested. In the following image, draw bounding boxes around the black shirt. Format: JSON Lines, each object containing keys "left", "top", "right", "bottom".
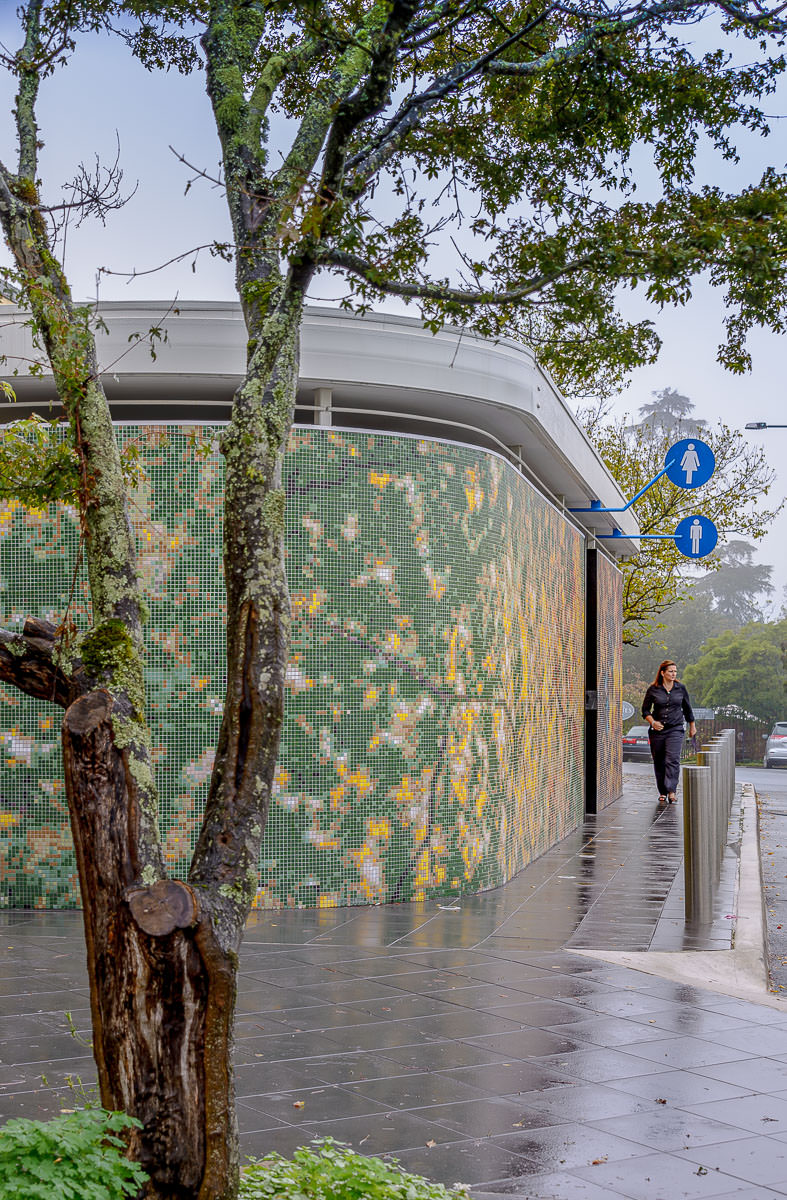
{"left": 641, "top": 681, "right": 694, "bottom": 730}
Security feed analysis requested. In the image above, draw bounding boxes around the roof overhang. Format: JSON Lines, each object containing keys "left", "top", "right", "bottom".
{"left": 0, "top": 301, "right": 639, "bottom": 556}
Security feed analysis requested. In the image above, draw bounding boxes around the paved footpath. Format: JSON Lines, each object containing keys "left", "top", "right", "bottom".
{"left": 3, "top": 767, "right": 787, "bottom": 1198}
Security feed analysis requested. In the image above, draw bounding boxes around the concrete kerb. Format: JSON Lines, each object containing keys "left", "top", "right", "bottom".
{"left": 574, "top": 783, "right": 787, "bottom": 1011}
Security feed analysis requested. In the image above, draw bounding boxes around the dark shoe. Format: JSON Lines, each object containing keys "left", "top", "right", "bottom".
{"left": 658, "top": 795, "right": 667, "bottom": 803}
{"left": 668, "top": 793, "right": 677, "bottom": 803}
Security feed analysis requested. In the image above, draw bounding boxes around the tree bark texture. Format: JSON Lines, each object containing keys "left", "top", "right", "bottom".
{"left": 190, "top": 314, "right": 302, "bottom": 915}
{"left": 0, "top": 9, "right": 279, "bottom": 1197}
{"left": 0, "top": 618, "right": 78, "bottom": 707}
{"left": 62, "top": 691, "right": 239, "bottom": 1200}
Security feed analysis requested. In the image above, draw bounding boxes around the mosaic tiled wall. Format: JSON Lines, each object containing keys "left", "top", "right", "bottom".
{"left": 595, "top": 551, "right": 623, "bottom": 807}
{"left": 0, "top": 426, "right": 586, "bottom": 908}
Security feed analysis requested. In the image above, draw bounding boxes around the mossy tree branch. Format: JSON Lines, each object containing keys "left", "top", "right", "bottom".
{"left": 0, "top": 618, "right": 81, "bottom": 707}
{"left": 15, "top": 0, "right": 44, "bottom": 182}
{"left": 319, "top": 0, "right": 422, "bottom": 196}
{"left": 0, "top": 4, "right": 162, "bottom": 880}
{"left": 318, "top": 244, "right": 597, "bottom": 303}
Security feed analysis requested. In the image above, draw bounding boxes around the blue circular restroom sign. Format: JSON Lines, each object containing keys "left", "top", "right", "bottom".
{"left": 665, "top": 438, "right": 715, "bottom": 489}
{"left": 674, "top": 515, "right": 718, "bottom": 559}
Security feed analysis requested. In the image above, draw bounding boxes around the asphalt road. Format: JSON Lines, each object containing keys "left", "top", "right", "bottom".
{"left": 748, "top": 763, "right": 787, "bottom": 994}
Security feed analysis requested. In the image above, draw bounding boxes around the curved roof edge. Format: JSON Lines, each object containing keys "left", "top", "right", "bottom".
{"left": 0, "top": 301, "right": 639, "bottom": 555}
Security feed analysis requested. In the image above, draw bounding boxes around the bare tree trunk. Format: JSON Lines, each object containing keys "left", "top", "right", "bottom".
{"left": 0, "top": 12, "right": 306, "bottom": 1194}
{"left": 62, "top": 689, "right": 239, "bottom": 1200}
{"left": 0, "top": 234, "right": 304, "bottom": 1200}
{"left": 56, "top": 312, "right": 304, "bottom": 1197}
{"left": 190, "top": 307, "right": 302, "bottom": 893}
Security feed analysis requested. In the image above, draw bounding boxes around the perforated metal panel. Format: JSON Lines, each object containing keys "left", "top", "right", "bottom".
{"left": 595, "top": 551, "right": 624, "bottom": 808}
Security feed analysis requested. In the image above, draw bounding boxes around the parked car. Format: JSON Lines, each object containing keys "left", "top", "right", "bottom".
{"left": 764, "top": 722, "right": 787, "bottom": 769}
{"left": 623, "top": 725, "right": 652, "bottom": 762}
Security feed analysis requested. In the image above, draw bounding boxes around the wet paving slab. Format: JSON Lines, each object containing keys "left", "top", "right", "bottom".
{"left": 3, "top": 766, "right": 787, "bottom": 1197}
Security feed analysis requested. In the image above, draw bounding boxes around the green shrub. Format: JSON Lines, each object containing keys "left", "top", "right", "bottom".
{"left": 240, "top": 1137, "right": 470, "bottom": 1200}
{"left": 0, "top": 1109, "right": 148, "bottom": 1199}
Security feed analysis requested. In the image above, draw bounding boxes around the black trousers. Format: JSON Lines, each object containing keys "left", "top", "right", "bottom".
{"left": 649, "top": 726, "right": 685, "bottom": 795}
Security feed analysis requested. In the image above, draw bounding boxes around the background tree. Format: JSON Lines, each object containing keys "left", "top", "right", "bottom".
{"left": 694, "top": 539, "right": 775, "bottom": 623}
{"left": 683, "top": 620, "right": 787, "bottom": 724}
{"left": 634, "top": 386, "right": 706, "bottom": 433}
{"left": 5, "top": 0, "right": 787, "bottom": 1196}
{"left": 620, "top": 536, "right": 776, "bottom": 720}
{"left": 622, "top": 585, "right": 736, "bottom": 705}
{"left": 587, "top": 399, "right": 780, "bottom": 643}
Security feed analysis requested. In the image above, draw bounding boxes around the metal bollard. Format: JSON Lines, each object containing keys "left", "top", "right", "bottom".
{"left": 722, "top": 728, "right": 736, "bottom": 808}
{"left": 697, "top": 747, "right": 724, "bottom": 877}
{"left": 712, "top": 730, "right": 734, "bottom": 816}
{"left": 714, "top": 731, "right": 733, "bottom": 831}
{"left": 712, "top": 735, "right": 732, "bottom": 851}
{"left": 700, "top": 745, "right": 723, "bottom": 844}
{"left": 706, "top": 735, "right": 726, "bottom": 801}
{"left": 683, "top": 764, "right": 714, "bottom": 922}
{"left": 716, "top": 730, "right": 735, "bottom": 857}
{"left": 711, "top": 733, "right": 732, "bottom": 808}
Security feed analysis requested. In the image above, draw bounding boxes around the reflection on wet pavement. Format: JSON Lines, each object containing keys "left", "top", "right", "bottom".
{"left": 2, "top": 766, "right": 786, "bottom": 1198}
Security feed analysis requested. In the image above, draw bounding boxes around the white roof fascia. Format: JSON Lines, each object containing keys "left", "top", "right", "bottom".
{"left": 0, "top": 301, "right": 639, "bottom": 556}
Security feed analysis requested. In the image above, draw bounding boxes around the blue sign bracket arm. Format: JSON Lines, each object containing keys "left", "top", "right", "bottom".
{"left": 570, "top": 461, "right": 674, "bottom": 513}
{"left": 571, "top": 437, "right": 715, "bottom": 513}
{"left": 596, "top": 515, "right": 718, "bottom": 560}
{"left": 595, "top": 531, "right": 674, "bottom": 540}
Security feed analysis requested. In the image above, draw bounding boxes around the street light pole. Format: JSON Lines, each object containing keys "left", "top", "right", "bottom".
{"left": 745, "top": 422, "right": 787, "bottom": 429}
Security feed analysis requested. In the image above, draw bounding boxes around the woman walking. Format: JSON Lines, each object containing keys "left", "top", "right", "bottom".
{"left": 642, "top": 660, "right": 696, "bottom": 803}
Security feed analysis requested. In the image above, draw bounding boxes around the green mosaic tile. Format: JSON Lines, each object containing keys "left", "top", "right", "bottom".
{"left": 0, "top": 425, "right": 586, "bottom": 908}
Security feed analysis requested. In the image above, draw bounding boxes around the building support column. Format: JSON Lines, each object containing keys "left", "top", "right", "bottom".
{"left": 585, "top": 548, "right": 599, "bottom": 815}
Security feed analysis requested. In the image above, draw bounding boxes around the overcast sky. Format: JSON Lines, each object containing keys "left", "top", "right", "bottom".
{"left": 0, "top": 16, "right": 784, "bottom": 607}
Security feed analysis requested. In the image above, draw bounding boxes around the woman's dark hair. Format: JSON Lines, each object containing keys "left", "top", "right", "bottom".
{"left": 652, "top": 660, "right": 677, "bottom": 686}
